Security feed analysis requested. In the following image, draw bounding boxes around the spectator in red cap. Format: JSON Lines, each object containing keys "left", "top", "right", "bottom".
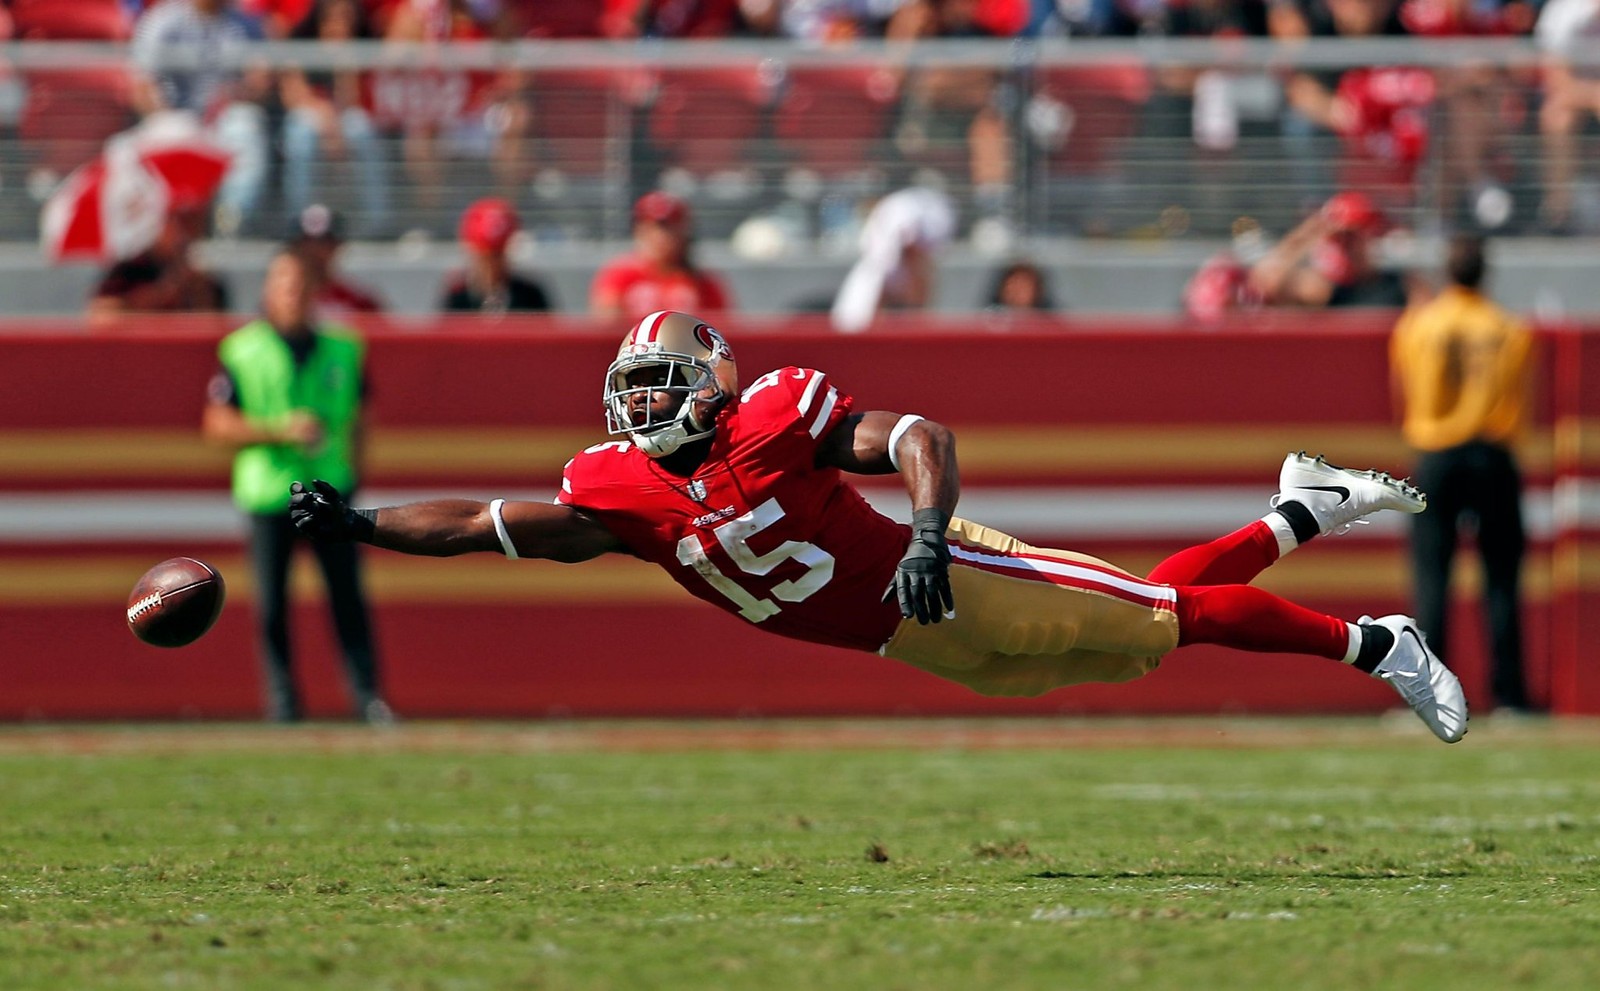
{"left": 1247, "top": 192, "right": 1413, "bottom": 309}
{"left": 440, "top": 198, "right": 554, "bottom": 315}
{"left": 590, "top": 191, "right": 731, "bottom": 323}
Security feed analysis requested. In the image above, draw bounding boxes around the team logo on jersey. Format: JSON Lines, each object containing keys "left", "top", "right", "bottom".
{"left": 692, "top": 505, "right": 738, "bottom": 528}
{"left": 686, "top": 480, "right": 708, "bottom": 503}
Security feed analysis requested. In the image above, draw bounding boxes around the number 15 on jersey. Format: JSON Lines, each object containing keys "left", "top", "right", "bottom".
{"left": 675, "top": 498, "right": 835, "bottom": 622}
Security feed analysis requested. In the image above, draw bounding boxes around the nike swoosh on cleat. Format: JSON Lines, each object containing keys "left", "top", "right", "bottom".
{"left": 1401, "top": 628, "right": 1427, "bottom": 667}
{"left": 1395, "top": 629, "right": 1434, "bottom": 689}
{"left": 1298, "top": 484, "right": 1351, "bottom": 504}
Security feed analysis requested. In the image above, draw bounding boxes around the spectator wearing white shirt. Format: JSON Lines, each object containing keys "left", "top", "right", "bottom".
{"left": 739, "top": 0, "right": 906, "bottom": 41}
{"left": 131, "top": 0, "right": 271, "bottom": 235}
{"left": 279, "top": 0, "right": 392, "bottom": 235}
{"left": 830, "top": 186, "right": 955, "bottom": 332}
{"left": 1536, "top": 0, "right": 1600, "bottom": 232}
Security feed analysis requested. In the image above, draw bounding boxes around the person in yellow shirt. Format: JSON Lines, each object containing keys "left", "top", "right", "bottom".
{"left": 1390, "top": 235, "right": 1535, "bottom": 712}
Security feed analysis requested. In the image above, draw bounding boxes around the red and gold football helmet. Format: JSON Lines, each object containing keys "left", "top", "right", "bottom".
{"left": 603, "top": 310, "right": 739, "bottom": 458}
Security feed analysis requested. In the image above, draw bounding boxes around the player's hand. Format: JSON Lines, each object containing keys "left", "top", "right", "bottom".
{"left": 289, "top": 479, "right": 376, "bottom": 543}
{"left": 893, "top": 508, "right": 954, "bottom": 625}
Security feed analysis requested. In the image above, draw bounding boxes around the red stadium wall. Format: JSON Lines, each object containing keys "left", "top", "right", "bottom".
{"left": 2, "top": 314, "right": 1594, "bottom": 720}
{"left": 1549, "top": 325, "right": 1600, "bottom": 715}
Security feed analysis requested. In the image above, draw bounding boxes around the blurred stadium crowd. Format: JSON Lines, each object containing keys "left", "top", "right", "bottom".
{"left": 2, "top": 0, "right": 1598, "bottom": 317}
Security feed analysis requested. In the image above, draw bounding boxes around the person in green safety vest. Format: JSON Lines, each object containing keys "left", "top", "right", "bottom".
{"left": 203, "top": 246, "right": 390, "bottom": 723}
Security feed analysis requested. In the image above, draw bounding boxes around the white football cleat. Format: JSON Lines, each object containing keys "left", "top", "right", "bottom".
{"left": 1364, "top": 614, "right": 1468, "bottom": 744}
{"left": 1270, "top": 451, "right": 1427, "bottom": 536}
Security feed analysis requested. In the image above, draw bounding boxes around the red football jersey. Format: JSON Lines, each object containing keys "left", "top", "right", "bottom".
{"left": 559, "top": 367, "right": 909, "bottom": 652}
{"left": 316, "top": 278, "right": 384, "bottom": 316}
{"left": 590, "top": 254, "right": 731, "bottom": 324}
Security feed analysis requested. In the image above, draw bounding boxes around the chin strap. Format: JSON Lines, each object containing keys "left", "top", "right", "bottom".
{"left": 632, "top": 398, "right": 722, "bottom": 458}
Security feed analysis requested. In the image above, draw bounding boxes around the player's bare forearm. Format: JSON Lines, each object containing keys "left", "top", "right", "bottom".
{"left": 365, "top": 499, "right": 621, "bottom": 563}
{"left": 367, "top": 500, "right": 502, "bottom": 557}
{"left": 294, "top": 482, "right": 622, "bottom": 560}
{"left": 895, "top": 418, "right": 959, "bottom": 518}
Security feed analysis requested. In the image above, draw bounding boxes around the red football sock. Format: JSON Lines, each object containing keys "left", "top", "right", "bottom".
{"left": 1147, "top": 520, "right": 1280, "bottom": 586}
{"left": 1173, "top": 584, "right": 1349, "bottom": 660}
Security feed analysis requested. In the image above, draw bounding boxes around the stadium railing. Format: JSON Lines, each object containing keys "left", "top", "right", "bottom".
{"left": 0, "top": 37, "right": 1593, "bottom": 248}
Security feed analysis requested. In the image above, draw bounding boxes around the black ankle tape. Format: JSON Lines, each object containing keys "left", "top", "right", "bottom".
{"left": 1354, "top": 624, "right": 1393, "bottom": 673}
{"left": 1273, "top": 501, "right": 1320, "bottom": 544}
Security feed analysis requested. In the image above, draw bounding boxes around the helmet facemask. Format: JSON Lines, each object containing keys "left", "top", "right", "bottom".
{"left": 603, "top": 351, "right": 724, "bottom": 458}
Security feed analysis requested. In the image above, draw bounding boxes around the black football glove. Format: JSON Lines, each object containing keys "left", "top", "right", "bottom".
{"left": 289, "top": 480, "right": 377, "bottom": 543}
{"left": 893, "top": 508, "right": 954, "bottom": 625}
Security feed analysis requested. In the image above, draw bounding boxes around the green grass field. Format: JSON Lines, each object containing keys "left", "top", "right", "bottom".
{"left": 2, "top": 719, "right": 1598, "bottom": 991}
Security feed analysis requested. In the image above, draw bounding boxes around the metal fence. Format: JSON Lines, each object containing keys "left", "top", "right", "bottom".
{"left": 1, "top": 38, "right": 1594, "bottom": 248}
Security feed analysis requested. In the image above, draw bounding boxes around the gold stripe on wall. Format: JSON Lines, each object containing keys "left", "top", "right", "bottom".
{"left": 0, "top": 554, "right": 677, "bottom": 606}
{"left": 1, "top": 424, "right": 1581, "bottom": 480}
{"left": 0, "top": 428, "right": 600, "bottom": 480}
{"left": 1556, "top": 416, "right": 1600, "bottom": 469}
{"left": 957, "top": 425, "right": 1560, "bottom": 476}
{"left": 4, "top": 547, "right": 1584, "bottom": 608}
{"left": 0, "top": 431, "right": 231, "bottom": 477}
{"left": 1552, "top": 542, "right": 1600, "bottom": 596}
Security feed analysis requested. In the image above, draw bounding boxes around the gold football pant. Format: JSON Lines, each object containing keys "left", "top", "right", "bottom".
{"left": 880, "top": 518, "right": 1180, "bottom": 697}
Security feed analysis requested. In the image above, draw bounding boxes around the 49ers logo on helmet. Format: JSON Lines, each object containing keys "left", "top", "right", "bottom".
{"left": 694, "top": 323, "right": 733, "bottom": 362}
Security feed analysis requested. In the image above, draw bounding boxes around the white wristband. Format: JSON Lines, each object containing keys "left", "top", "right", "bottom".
{"left": 489, "top": 498, "right": 519, "bottom": 559}
{"left": 887, "top": 414, "right": 924, "bottom": 472}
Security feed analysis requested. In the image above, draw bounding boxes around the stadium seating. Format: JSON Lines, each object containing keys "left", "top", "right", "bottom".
{"left": 1020, "top": 64, "right": 1153, "bottom": 235}
{"left": 10, "top": 0, "right": 133, "bottom": 177}
{"left": 641, "top": 66, "right": 779, "bottom": 234}
{"left": 527, "top": 68, "right": 645, "bottom": 179}
{"left": 644, "top": 67, "right": 775, "bottom": 174}
{"left": 516, "top": 67, "right": 650, "bottom": 236}
{"left": 0, "top": 34, "right": 1588, "bottom": 246}
{"left": 772, "top": 65, "right": 899, "bottom": 179}
{"left": 10, "top": 0, "right": 130, "bottom": 41}
{"left": 20, "top": 68, "right": 135, "bottom": 176}
{"left": 516, "top": 0, "right": 604, "bottom": 38}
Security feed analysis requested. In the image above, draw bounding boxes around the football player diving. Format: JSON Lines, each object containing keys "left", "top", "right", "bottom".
{"left": 290, "top": 310, "right": 1467, "bottom": 742}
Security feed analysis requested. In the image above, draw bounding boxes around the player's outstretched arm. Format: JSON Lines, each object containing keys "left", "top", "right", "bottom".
{"left": 289, "top": 481, "right": 622, "bottom": 562}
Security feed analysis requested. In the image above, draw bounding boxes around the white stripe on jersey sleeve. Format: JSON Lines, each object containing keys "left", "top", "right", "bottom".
{"left": 554, "top": 460, "right": 575, "bottom": 505}
{"left": 807, "top": 386, "right": 839, "bottom": 439}
{"left": 796, "top": 369, "right": 825, "bottom": 417}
